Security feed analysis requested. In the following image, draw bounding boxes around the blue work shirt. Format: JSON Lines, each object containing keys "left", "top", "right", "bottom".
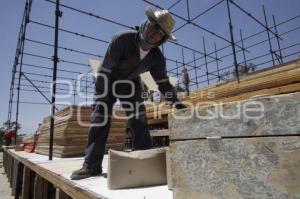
{"left": 98, "top": 30, "right": 179, "bottom": 104}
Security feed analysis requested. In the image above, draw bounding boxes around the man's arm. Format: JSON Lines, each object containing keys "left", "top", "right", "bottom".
{"left": 149, "top": 58, "right": 186, "bottom": 109}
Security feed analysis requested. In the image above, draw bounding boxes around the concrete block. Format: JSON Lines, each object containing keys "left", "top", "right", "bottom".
{"left": 170, "top": 136, "right": 300, "bottom": 199}
{"left": 169, "top": 92, "right": 300, "bottom": 140}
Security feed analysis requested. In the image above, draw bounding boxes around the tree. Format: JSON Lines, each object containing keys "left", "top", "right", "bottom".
{"left": 0, "top": 120, "right": 21, "bottom": 132}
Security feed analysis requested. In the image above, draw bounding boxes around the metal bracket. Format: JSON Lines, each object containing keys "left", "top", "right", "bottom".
{"left": 56, "top": 10, "right": 63, "bottom": 17}
{"left": 51, "top": 56, "right": 60, "bottom": 63}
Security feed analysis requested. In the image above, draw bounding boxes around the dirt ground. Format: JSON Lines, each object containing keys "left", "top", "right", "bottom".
{"left": 0, "top": 153, "right": 14, "bottom": 199}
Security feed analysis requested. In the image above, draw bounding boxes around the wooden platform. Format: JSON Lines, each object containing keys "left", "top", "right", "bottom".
{"left": 3, "top": 148, "right": 172, "bottom": 199}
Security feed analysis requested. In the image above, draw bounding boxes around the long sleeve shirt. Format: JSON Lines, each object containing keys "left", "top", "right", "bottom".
{"left": 98, "top": 30, "right": 179, "bottom": 104}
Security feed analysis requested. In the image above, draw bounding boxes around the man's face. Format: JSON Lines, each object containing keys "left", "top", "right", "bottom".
{"left": 145, "top": 23, "right": 166, "bottom": 45}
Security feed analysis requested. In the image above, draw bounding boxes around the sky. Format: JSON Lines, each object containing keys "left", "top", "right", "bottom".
{"left": 0, "top": 0, "right": 300, "bottom": 134}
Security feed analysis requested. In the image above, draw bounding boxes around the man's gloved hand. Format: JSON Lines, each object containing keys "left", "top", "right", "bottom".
{"left": 174, "top": 103, "right": 187, "bottom": 109}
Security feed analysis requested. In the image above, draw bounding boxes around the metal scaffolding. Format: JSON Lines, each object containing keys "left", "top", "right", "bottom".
{"left": 6, "top": 0, "right": 300, "bottom": 159}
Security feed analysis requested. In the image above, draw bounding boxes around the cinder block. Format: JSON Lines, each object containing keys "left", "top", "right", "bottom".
{"left": 107, "top": 148, "right": 167, "bottom": 189}
{"left": 169, "top": 92, "right": 300, "bottom": 140}
{"left": 169, "top": 92, "right": 300, "bottom": 198}
{"left": 170, "top": 137, "right": 300, "bottom": 199}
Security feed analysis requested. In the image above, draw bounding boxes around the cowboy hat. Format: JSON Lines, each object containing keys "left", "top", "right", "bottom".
{"left": 145, "top": 7, "right": 176, "bottom": 41}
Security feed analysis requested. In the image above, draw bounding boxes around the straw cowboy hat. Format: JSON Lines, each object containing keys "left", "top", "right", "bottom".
{"left": 145, "top": 7, "right": 177, "bottom": 41}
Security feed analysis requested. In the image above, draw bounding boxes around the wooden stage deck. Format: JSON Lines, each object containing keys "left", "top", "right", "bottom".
{"left": 3, "top": 148, "right": 172, "bottom": 199}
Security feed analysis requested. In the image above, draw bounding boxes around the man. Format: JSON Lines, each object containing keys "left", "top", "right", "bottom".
{"left": 182, "top": 65, "right": 190, "bottom": 96}
{"left": 71, "top": 7, "right": 186, "bottom": 180}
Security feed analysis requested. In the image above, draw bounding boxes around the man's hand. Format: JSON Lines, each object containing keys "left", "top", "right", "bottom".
{"left": 174, "top": 103, "right": 187, "bottom": 109}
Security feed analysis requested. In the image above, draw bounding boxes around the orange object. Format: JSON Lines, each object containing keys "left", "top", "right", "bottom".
{"left": 23, "top": 143, "right": 35, "bottom": 153}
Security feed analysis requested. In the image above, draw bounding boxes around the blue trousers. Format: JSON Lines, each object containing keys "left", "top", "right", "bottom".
{"left": 84, "top": 78, "right": 152, "bottom": 171}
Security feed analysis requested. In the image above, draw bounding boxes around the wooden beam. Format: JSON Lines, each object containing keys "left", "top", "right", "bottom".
{"left": 58, "top": 189, "right": 72, "bottom": 199}
{"left": 9, "top": 157, "right": 14, "bottom": 187}
{"left": 33, "top": 175, "right": 43, "bottom": 199}
{"left": 12, "top": 159, "right": 18, "bottom": 196}
{"left": 15, "top": 162, "right": 24, "bottom": 199}
{"left": 22, "top": 166, "right": 31, "bottom": 199}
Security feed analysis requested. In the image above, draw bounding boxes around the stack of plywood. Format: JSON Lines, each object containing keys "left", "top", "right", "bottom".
{"left": 180, "top": 59, "right": 300, "bottom": 104}
{"left": 11, "top": 136, "right": 24, "bottom": 146}
{"left": 145, "top": 59, "right": 300, "bottom": 119}
{"left": 146, "top": 103, "right": 170, "bottom": 128}
{"left": 35, "top": 106, "right": 128, "bottom": 157}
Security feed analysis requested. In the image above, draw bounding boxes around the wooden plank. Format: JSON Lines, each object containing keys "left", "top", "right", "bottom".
{"left": 10, "top": 158, "right": 14, "bottom": 187}
{"left": 170, "top": 136, "right": 300, "bottom": 199}
{"left": 22, "top": 166, "right": 31, "bottom": 199}
{"left": 42, "top": 180, "right": 49, "bottom": 199}
{"left": 34, "top": 175, "right": 44, "bottom": 199}
{"left": 15, "top": 162, "right": 24, "bottom": 199}
{"left": 180, "top": 59, "right": 300, "bottom": 101}
{"left": 150, "top": 129, "right": 170, "bottom": 137}
{"left": 58, "top": 189, "right": 71, "bottom": 199}
{"left": 12, "top": 159, "right": 19, "bottom": 196}
{"left": 199, "top": 82, "right": 300, "bottom": 104}
{"left": 3, "top": 148, "right": 7, "bottom": 173}
{"left": 197, "top": 67, "right": 300, "bottom": 100}
{"left": 6, "top": 153, "right": 12, "bottom": 182}
{"left": 11, "top": 160, "right": 24, "bottom": 198}
{"left": 147, "top": 117, "right": 168, "bottom": 125}
{"left": 32, "top": 174, "right": 56, "bottom": 199}
{"left": 147, "top": 108, "right": 171, "bottom": 118}
{"left": 29, "top": 170, "right": 36, "bottom": 199}
{"left": 36, "top": 119, "right": 127, "bottom": 157}
{"left": 43, "top": 181, "right": 56, "bottom": 199}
